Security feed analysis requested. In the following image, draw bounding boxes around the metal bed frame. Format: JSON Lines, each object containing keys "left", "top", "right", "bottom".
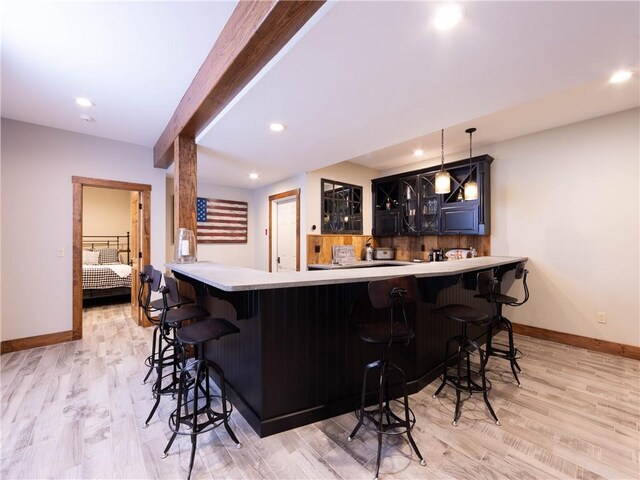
{"left": 82, "top": 232, "right": 132, "bottom": 302}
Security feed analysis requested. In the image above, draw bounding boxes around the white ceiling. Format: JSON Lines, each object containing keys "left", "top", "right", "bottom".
{"left": 1, "top": 1, "right": 237, "bottom": 146}
{"left": 2, "top": 1, "right": 639, "bottom": 189}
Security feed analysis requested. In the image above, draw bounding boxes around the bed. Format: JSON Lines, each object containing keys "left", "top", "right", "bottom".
{"left": 82, "top": 233, "right": 132, "bottom": 303}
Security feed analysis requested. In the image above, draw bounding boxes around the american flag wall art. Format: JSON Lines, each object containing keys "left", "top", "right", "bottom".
{"left": 196, "top": 197, "right": 248, "bottom": 243}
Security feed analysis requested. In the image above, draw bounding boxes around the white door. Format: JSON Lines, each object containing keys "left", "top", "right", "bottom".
{"left": 274, "top": 197, "right": 297, "bottom": 272}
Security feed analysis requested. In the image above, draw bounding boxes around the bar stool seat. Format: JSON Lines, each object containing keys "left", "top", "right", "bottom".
{"left": 163, "top": 317, "right": 241, "bottom": 480}
{"left": 357, "top": 321, "right": 414, "bottom": 344}
{"left": 163, "top": 304, "right": 210, "bottom": 327}
{"left": 150, "top": 295, "right": 193, "bottom": 311}
{"left": 433, "top": 304, "right": 489, "bottom": 324}
{"left": 432, "top": 303, "right": 500, "bottom": 426}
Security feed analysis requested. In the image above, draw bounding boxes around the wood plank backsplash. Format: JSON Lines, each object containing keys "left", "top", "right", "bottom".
{"left": 306, "top": 234, "right": 490, "bottom": 265}
{"left": 375, "top": 235, "right": 491, "bottom": 261}
{"left": 307, "top": 235, "right": 372, "bottom": 265}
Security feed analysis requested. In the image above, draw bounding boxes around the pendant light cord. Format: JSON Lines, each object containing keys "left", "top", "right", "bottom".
{"left": 465, "top": 127, "right": 476, "bottom": 174}
{"left": 440, "top": 129, "right": 445, "bottom": 170}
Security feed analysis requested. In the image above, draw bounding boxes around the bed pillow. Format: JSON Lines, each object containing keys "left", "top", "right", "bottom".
{"left": 98, "top": 248, "right": 120, "bottom": 264}
{"left": 82, "top": 250, "right": 100, "bottom": 265}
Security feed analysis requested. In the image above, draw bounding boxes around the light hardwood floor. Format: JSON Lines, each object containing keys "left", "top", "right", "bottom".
{"left": 1, "top": 303, "right": 638, "bottom": 479}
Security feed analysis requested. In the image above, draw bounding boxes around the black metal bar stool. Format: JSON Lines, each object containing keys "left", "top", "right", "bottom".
{"left": 432, "top": 303, "right": 500, "bottom": 426}
{"left": 144, "top": 275, "right": 209, "bottom": 428}
{"left": 138, "top": 266, "right": 194, "bottom": 385}
{"left": 476, "top": 262, "right": 529, "bottom": 387}
{"left": 162, "top": 317, "right": 241, "bottom": 480}
{"left": 347, "top": 276, "right": 426, "bottom": 480}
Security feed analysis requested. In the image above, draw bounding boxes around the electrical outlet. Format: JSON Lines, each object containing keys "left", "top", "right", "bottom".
{"left": 57, "top": 247, "right": 64, "bottom": 257}
{"left": 597, "top": 312, "right": 607, "bottom": 324}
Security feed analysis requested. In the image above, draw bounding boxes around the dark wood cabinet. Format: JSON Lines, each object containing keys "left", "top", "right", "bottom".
{"left": 372, "top": 155, "right": 492, "bottom": 236}
{"left": 398, "top": 173, "right": 440, "bottom": 235}
{"left": 441, "top": 203, "right": 479, "bottom": 234}
{"left": 374, "top": 210, "right": 399, "bottom": 236}
{"left": 321, "top": 178, "right": 363, "bottom": 234}
{"left": 372, "top": 179, "right": 400, "bottom": 236}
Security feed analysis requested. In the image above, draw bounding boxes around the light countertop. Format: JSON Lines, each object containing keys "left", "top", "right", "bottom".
{"left": 167, "top": 256, "right": 527, "bottom": 292}
{"left": 307, "top": 260, "right": 415, "bottom": 269}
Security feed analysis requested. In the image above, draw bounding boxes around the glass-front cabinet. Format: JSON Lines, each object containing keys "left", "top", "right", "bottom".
{"left": 372, "top": 179, "right": 399, "bottom": 236}
{"left": 399, "top": 173, "right": 440, "bottom": 235}
{"left": 321, "top": 179, "right": 363, "bottom": 234}
{"left": 372, "top": 155, "right": 492, "bottom": 236}
{"left": 418, "top": 172, "right": 439, "bottom": 234}
{"left": 400, "top": 176, "right": 419, "bottom": 234}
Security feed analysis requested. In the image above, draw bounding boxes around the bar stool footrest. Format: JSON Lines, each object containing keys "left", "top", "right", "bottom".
{"left": 443, "top": 370, "right": 493, "bottom": 394}
{"left": 488, "top": 345, "right": 523, "bottom": 361}
{"left": 167, "top": 394, "right": 233, "bottom": 436}
{"left": 355, "top": 399, "right": 417, "bottom": 436}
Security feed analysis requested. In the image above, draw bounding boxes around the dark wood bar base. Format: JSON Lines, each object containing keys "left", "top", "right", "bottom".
{"left": 174, "top": 262, "right": 520, "bottom": 437}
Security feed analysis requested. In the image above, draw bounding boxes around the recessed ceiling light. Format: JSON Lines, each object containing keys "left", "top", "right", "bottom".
{"left": 609, "top": 70, "right": 633, "bottom": 84}
{"left": 75, "top": 97, "right": 94, "bottom": 107}
{"left": 269, "top": 123, "right": 286, "bottom": 132}
{"left": 249, "top": 172, "right": 259, "bottom": 180}
{"left": 80, "top": 114, "right": 95, "bottom": 123}
{"left": 413, "top": 149, "right": 424, "bottom": 156}
{"left": 433, "top": 4, "right": 464, "bottom": 31}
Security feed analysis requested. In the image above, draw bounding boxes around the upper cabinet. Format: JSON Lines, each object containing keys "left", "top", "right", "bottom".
{"left": 372, "top": 155, "right": 492, "bottom": 236}
{"left": 398, "top": 173, "right": 440, "bottom": 235}
{"left": 372, "top": 178, "right": 400, "bottom": 236}
{"left": 321, "top": 178, "right": 363, "bottom": 234}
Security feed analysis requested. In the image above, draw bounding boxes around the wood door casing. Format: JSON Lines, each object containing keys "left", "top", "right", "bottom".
{"left": 72, "top": 176, "right": 151, "bottom": 340}
{"left": 268, "top": 189, "right": 300, "bottom": 272}
{"left": 130, "top": 192, "right": 142, "bottom": 325}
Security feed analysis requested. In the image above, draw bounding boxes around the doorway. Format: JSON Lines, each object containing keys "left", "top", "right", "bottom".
{"left": 269, "top": 189, "right": 300, "bottom": 272}
{"left": 72, "top": 176, "right": 151, "bottom": 340}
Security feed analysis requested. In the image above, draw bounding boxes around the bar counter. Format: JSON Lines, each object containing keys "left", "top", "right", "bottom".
{"left": 169, "top": 256, "right": 526, "bottom": 437}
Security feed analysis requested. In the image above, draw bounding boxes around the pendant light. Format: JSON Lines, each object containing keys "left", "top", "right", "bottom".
{"left": 435, "top": 129, "right": 451, "bottom": 194}
{"left": 464, "top": 127, "right": 478, "bottom": 200}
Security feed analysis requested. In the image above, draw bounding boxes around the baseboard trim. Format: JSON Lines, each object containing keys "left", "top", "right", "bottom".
{"left": 512, "top": 323, "right": 640, "bottom": 361}
{"left": 1, "top": 330, "right": 74, "bottom": 354}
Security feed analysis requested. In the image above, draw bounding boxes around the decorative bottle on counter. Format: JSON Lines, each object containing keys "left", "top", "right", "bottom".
{"left": 365, "top": 242, "right": 373, "bottom": 262}
{"left": 175, "top": 228, "right": 197, "bottom": 263}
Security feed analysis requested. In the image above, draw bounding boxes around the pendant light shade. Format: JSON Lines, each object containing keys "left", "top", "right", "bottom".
{"left": 464, "top": 179, "right": 478, "bottom": 200}
{"left": 435, "top": 129, "right": 451, "bottom": 194}
{"left": 464, "top": 127, "right": 478, "bottom": 200}
{"left": 435, "top": 171, "right": 451, "bottom": 194}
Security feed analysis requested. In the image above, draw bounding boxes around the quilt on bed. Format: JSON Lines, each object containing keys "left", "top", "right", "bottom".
{"left": 82, "top": 264, "right": 132, "bottom": 290}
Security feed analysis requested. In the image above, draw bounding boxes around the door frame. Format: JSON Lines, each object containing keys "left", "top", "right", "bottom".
{"left": 72, "top": 176, "right": 151, "bottom": 340}
{"left": 268, "top": 188, "right": 300, "bottom": 272}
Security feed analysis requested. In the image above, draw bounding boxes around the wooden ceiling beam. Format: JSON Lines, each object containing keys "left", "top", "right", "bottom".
{"left": 153, "top": 0, "right": 325, "bottom": 168}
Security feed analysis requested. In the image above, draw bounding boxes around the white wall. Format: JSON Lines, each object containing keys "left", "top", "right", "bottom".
{"left": 82, "top": 187, "right": 131, "bottom": 237}
{"left": 305, "top": 161, "right": 380, "bottom": 236}
{"left": 252, "top": 173, "right": 306, "bottom": 271}
{"left": 488, "top": 109, "right": 639, "bottom": 346}
{"left": 380, "top": 108, "right": 639, "bottom": 346}
{"left": 164, "top": 178, "right": 255, "bottom": 267}
{"left": 1, "top": 119, "right": 167, "bottom": 341}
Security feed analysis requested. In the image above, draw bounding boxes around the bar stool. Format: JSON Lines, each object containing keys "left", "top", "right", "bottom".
{"left": 476, "top": 262, "right": 529, "bottom": 387}
{"left": 347, "top": 276, "right": 426, "bottom": 480}
{"left": 162, "top": 317, "right": 241, "bottom": 480}
{"left": 138, "top": 266, "right": 195, "bottom": 385}
{"left": 144, "top": 275, "right": 209, "bottom": 428}
{"left": 432, "top": 304, "right": 500, "bottom": 426}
